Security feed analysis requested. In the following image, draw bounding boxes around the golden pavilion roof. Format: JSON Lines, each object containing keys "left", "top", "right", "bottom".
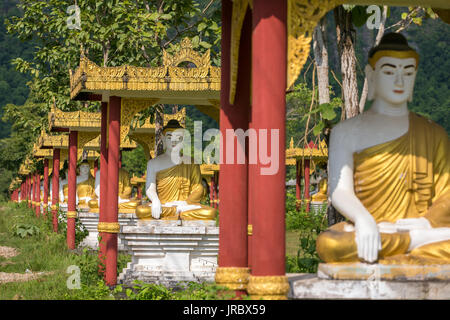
{"left": 48, "top": 106, "right": 101, "bottom": 132}
{"left": 130, "top": 175, "right": 146, "bottom": 186}
{"left": 38, "top": 131, "right": 69, "bottom": 149}
{"left": 83, "top": 135, "right": 137, "bottom": 151}
{"left": 286, "top": 137, "right": 328, "bottom": 161}
{"left": 200, "top": 163, "right": 219, "bottom": 178}
{"left": 69, "top": 38, "right": 220, "bottom": 108}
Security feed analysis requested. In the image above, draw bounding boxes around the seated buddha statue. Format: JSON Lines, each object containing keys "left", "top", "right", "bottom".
{"left": 316, "top": 33, "right": 450, "bottom": 265}
{"left": 136, "top": 120, "right": 216, "bottom": 221}
{"left": 59, "top": 162, "right": 96, "bottom": 207}
{"left": 88, "top": 165, "right": 141, "bottom": 211}
{"left": 311, "top": 177, "right": 328, "bottom": 203}
{"left": 59, "top": 170, "right": 70, "bottom": 204}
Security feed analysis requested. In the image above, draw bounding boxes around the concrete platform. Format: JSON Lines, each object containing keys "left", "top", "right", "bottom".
{"left": 288, "top": 273, "right": 450, "bottom": 299}
{"left": 78, "top": 209, "right": 138, "bottom": 251}
{"left": 118, "top": 220, "right": 218, "bottom": 287}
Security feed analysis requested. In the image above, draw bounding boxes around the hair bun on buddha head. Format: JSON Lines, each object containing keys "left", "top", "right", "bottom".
{"left": 368, "top": 32, "right": 419, "bottom": 69}
{"left": 163, "top": 119, "right": 184, "bottom": 134}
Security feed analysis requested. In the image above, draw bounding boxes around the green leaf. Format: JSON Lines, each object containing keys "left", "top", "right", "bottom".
{"left": 313, "top": 122, "right": 325, "bottom": 136}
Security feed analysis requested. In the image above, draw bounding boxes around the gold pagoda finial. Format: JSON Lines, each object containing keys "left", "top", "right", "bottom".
{"left": 289, "top": 137, "right": 294, "bottom": 149}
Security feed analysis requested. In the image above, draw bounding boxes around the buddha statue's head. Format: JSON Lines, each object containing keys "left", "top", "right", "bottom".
{"left": 78, "top": 160, "right": 91, "bottom": 177}
{"left": 365, "top": 33, "right": 419, "bottom": 105}
{"left": 162, "top": 119, "right": 185, "bottom": 154}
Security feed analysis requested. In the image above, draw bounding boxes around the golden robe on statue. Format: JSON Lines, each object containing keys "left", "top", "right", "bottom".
{"left": 317, "top": 112, "right": 450, "bottom": 264}
{"left": 136, "top": 163, "right": 217, "bottom": 220}
{"left": 88, "top": 168, "right": 141, "bottom": 210}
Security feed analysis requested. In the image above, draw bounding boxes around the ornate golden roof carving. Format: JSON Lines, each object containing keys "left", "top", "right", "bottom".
{"left": 69, "top": 38, "right": 220, "bottom": 103}
{"left": 48, "top": 106, "right": 101, "bottom": 132}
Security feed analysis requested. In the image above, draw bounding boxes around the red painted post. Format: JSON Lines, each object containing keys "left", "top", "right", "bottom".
{"left": 215, "top": 0, "right": 251, "bottom": 297}
{"left": 52, "top": 149, "right": 60, "bottom": 232}
{"left": 33, "top": 173, "right": 37, "bottom": 212}
{"left": 304, "top": 159, "right": 310, "bottom": 213}
{"left": 104, "top": 96, "right": 121, "bottom": 286}
{"left": 248, "top": 0, "right": 288, "bottom": 299}
{"left": 98, "top": 101, "right": 109, "bottom": 277}
{"left": 35, "top": 172, "right": 41, "bottom": 217}
{"left": 296, "top": 159, "right": 302, "bottom": 211}
{"left": 67, "top": 130, "right": 78, "bottom": 250}
{"left": 43, "top": 159, "right": 49, "bottom": 218}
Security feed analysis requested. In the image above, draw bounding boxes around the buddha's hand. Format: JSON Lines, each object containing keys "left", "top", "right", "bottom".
{"left": 151, "top": 200, "right": 162, "bottom": 219}
{"left": 395, "top": 217, "right": 431, "bottom": 231}
{"left": 355, "top": 216, "right": 382, "bottom": 263}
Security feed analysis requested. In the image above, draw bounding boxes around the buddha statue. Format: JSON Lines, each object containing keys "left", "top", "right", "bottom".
{"left": 136, "top": 120, "right": 216, "bottom": 221}
{"left": 311, "top": 176, "right": 328, "bottom": 203}
{"left": 88, "top": 165, "right": 141, "bottom": 211}
{"left": 59, "top": 169, "right": 70, "bottom": 204}
{"left": 59, "top": 162, "right": 96, "bottom": 207}
{"left": 316, "top": 33, "right": 450, "bottom": 265}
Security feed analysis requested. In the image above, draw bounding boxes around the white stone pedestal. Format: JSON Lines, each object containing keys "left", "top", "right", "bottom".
{"left": 78, "top": 209, "right": 138, "bottom": 251}
{"left": 310, "top": 201, "right": 327, "bottom": 214}
{"left": 288, "top": 262, "right": 450, "bottom": 299}
{"left": 118, "top": 220, "right": 219, "bottom": 287}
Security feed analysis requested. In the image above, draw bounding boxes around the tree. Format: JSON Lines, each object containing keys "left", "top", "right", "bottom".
{"left": 334, "top": 5, "right": 359, "bottom": 119}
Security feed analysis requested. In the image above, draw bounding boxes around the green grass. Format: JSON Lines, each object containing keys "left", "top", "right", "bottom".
{"left": 0, "top": 201, "right": 234, "bottom": 300}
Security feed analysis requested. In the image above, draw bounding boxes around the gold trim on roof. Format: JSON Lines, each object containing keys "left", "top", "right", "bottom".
{"left": 83, "top": 134, "right": 138, "bottom": 151}
{"left": 286, "top": 139, "right": 328, "bottom": 160}
{"left": 70, "top": 38, "right": 220, "bottom": 100}
{"left": 38, "top": 130, "right": 69, "bottom": 149}
{"left": 48, "top": 106, "right": 101, "bottom": 132}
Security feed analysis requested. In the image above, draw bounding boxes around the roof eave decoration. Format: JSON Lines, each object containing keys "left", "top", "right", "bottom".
{"left": 48, "top": 106, "right": 101, "bottom": 132}
{"left": 69, "top": 38, "right": 220, "bottom": 102}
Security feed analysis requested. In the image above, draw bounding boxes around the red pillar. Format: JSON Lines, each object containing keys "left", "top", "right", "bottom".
{"left": 32, "top": 173, "right": 37, "bottom": 211}
{"left": 35, "top": 172, "right": 41, "bottom": 217}
{"left": 26, "top": 175, "right": 29, "bottom": 207}
{"left": 215, "top": 0, "right": 251, "bottom": 296}
{"left": 104, "top": 96, "right": 120, "bottom": 286}
{"left": 304, "top": 159, "right": 310, "bottom": 213}
{"left": 295, "top": 159, "right": 302, "bottom": 211}
{"left": 209, "top": 177, "right": 215, "bottom": 208}
{"left": 52, "top": 149, "right": 60, "bottom": 232}
{"left": 214, "top": 172, "right": 219, "bottom": 209}
{"left": 67, "top": 131, "right": 78, "bottom": 249}
{"left": 43, "top": 159, "right": 49, "bottom": 217}
{"left": 248, "top": 0, "right": 289, "bottom": 299}
{"left": 137, "top": 184, "right": 142, "bottom": 200}
{"left": 27, "top": 175, "right": 30, "bottom": 207}
{"left": 98, "top": 101, "right": 109, "bottom": 276}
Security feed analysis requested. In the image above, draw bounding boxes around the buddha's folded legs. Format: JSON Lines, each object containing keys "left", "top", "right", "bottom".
{"left": 179, "top": 205, "right": 217, "bottom": 220}
{"left": 316, "top": 222, "right": 411, "bottom": 263}
{"left": 135, "top": 204, "right": 178, "bottom": 220}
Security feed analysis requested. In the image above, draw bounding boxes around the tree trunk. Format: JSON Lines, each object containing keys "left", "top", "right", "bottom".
{"left": 313, "top": 18, "right": 330, "bottom": 106}
{"left": 359, "top": 6, "right": 388, "bottom": 113}
{"left": 334, "top": 6, "right": 359, "bottom": 119}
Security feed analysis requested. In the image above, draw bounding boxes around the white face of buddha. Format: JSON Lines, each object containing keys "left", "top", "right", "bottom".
{"left": 79, "top": 164, "right": 90, "bottom": 176}
{"left": 371, "top": 56, "right": 417, "bottom": 105}
{"left": 164, "top": 130, "right": 184, "bottom": 152}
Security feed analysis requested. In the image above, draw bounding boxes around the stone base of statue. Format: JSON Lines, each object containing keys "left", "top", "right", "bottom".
{"left": 117, "top": 220, "right": 218, "bottom": 287}
{"left": 310, "top": 201, "right": 327, "bottom": 214}
{"left": 288, "top": 263, "right": 450, "bottom": 299}
{"left": 78, "top": 210, "right": 138, "bottom": 251}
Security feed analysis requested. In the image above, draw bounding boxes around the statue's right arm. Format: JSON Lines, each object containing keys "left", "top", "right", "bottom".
{"left": 145, "top": 160, "right": 162, "bottom": 218}
{"left": 329, "top": 124, "right": 381, "bottom": 263}
{"left": 94, "top": 170, "right": 100, "bottom": 198}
